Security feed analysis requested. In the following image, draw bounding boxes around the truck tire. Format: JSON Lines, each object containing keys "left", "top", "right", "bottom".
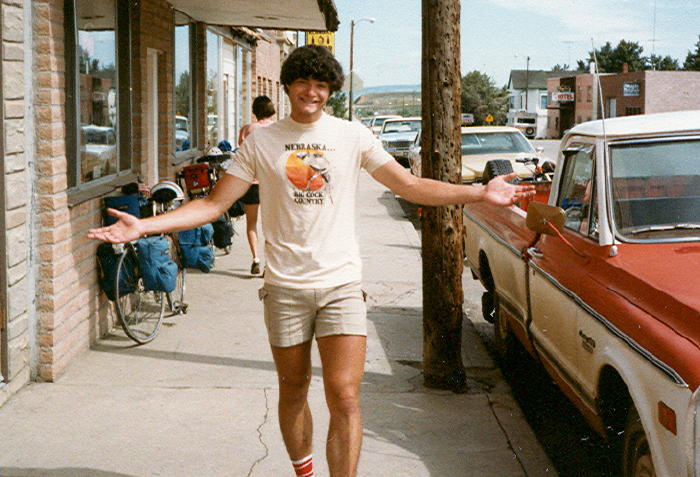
{"left": 525, "top": 127, "right": 535, "bottom": 137}
{"left": 622, "top": 405, "right": 655, "bottom": 477}
{"left": 482, "top": 159, "right": 514, "bottom": 184}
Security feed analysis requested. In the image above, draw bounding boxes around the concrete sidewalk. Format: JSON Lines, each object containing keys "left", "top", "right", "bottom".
{"left": 0, "top": 172, "right": 555, "bottom": 477}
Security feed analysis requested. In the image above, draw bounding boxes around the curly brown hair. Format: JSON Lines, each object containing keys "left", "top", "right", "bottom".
{"left": 280, "top": 45, "right": 344, "bottom": 93}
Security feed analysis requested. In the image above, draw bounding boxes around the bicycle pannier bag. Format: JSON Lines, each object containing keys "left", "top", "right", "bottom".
{"left": 137, "top": 236, "right": 178, "bottom": 292}
{"left": 178, "top": 224, "right": 215, "bottom": 272}
{"left": 96, "top": 243, "right": 135, "bottom": 301}
{"left": 212, "top": 215, "right": 234, "bottom": 249}
{"left": 103, "top": 194, "right": 141, "bottom": 226}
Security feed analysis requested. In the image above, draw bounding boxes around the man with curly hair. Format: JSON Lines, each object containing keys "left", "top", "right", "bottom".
{"left": 88, "top": 44, "right": 534, "bottom": 477}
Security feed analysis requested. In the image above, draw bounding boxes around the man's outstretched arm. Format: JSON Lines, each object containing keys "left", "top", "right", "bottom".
{"left": 370, "top": 159, "right": 535, "bottom": 207}
{"left": 87, "top": 174, "right": 252, "bottom": 244}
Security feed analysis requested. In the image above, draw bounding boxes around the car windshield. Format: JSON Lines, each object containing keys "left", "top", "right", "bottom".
{"left": 382, "top": 120, "right": 421, "bottom": 134}
{"left": 374, "top": 117, "right": 395, "bottom": 127}
{"left": 610, "top": 138, "right": 700, "bottom": 240}
{"left": 460, "top": 131, "right": 534, "bottom": 155}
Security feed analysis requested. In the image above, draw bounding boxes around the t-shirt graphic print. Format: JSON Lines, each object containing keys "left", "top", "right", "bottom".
{"left": 285, "top": 148, "right": 333, "bottom": 205}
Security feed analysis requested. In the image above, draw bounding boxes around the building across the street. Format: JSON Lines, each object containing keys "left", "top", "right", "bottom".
{"left": 547, "top": 68, "right": 700, "bottom": 138}
{"left": 506, "top": 70, "right": 562, "bottom": 139}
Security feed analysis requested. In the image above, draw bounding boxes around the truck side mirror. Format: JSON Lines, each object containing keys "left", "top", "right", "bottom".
{"left": 526, "top": 202, "right": 565, "bottom": 235}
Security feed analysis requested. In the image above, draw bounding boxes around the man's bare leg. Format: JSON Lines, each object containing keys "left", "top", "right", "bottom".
{"left": 317, "top": 335, "right": 366, "bottom": 477}
{"left": 270, "top": 341, "right": 314, "bottom": 461}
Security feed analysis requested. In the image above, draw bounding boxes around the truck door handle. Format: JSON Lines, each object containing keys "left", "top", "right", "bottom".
{"left": 527, "top": 247, "right": 544, "bottom": 259}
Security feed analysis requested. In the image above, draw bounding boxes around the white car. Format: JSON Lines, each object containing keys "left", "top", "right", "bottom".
{"left": 81, "top": 125, "right": 117, "bottom": 181}
{"left": 369, "top": 114, "right": 402, "bottom": 135}
{"left": 378, "top": 117, "right": 421, "bottom": 168}
{"left": 410, "top": 126, "right": 551, "bottom": 183}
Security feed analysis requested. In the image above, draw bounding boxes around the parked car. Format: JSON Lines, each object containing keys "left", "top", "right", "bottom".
{"left": 409, "top": 126, "right": 550, "bottom": 183}
{"left": 360, "top": 117, "right": 373, "bottom": 128}
{"left": 175, "top": 115, "right": 191, "bottom": 151}
{"left": 81, "top": 124, "right": 117, "bottom": 181}
{"left": 378, "top": 117, "right": 421, "bottom": 168}
{"left": 369, "top": 114, "right": 401, "bottom": 135}
{"left": 463, "top": 110, "right": 700, "bottom": 477}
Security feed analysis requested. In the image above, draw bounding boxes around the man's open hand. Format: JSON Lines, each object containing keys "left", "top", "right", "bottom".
{"left": 87, "top": 208, "right": 145, "bottom": 243}
{"left": 482, "top": 173, "right": 536, "bottom": 207}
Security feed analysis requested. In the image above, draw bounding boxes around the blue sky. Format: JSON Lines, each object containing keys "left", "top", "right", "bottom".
{"left": 331, "top": 0, "right": 700, "bottom": 88}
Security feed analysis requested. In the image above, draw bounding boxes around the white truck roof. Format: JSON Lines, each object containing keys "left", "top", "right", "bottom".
{"left": 567, "top": 110, "right": 700, "bottom": 139}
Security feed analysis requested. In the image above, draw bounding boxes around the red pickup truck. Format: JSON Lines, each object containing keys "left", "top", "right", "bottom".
{"left": 463, "top": 110, "right": 700, "bottom": 477}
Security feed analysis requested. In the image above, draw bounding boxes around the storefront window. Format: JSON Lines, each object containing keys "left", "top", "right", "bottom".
{"left": 174, "top": 12, "right": 194, "bottom": 154}
{"left": 77, "top": 0, "right": 118, "bottom": 183}
{"left": 206, "top": 30, "right": 221, "bottom": 147}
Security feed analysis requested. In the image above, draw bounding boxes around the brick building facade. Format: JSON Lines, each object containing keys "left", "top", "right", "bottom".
{"left": 0, "top": 0, "right": 336, "bottom": 407}
{"left": 547, "top": 70, "right": 700, "bottom": 138}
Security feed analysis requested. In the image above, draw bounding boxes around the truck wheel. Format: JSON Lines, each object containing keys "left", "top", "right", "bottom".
{"left": 622, "top": 405, "right": 655, "bottom": 477}
{"left": 482, "top": 159, "right": 514, "bottom": 184}
{"left": 481, "top": 291, "right": 496, "bottom": 323}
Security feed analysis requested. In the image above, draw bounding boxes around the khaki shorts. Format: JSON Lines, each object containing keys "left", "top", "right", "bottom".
{"left": 258, "top": 281, "right": 367, "bottom": 347}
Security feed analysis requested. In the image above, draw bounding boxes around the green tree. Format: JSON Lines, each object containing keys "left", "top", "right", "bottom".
{"left": 577, "top": 40, "right": 647, "bottom": 73}
{"left": 683, "top": 35, "right": 700, "bottom": 70}
{"left": 175, "top": 70, "right": 191, "bottom": 117}
{"left": 648, "top": 54, "right": 680, "bottom": 71}
{"left": 460, "top": 71, "right": 508, "bottom": 125}
{"left": 327, "top": 91, "right": 348, "bottom": 119}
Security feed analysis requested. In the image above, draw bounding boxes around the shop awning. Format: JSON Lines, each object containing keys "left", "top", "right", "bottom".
{"left": 169, "top": 0, "right": 339, "bottom": 32}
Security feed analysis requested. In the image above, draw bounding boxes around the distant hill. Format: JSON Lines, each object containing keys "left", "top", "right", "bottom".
{"left": 356, "top": 84, "right": 421, "bottom": 96}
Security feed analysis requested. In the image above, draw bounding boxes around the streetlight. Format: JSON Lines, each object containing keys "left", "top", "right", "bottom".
{"left": 349, "top": 17, "right": 375, "bottom": 121}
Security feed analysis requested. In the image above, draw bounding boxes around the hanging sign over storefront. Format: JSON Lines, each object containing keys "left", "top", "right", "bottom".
{"left": 306, "top": 31, "right": 335, "bottom": 54}
{"left": 552, "top": 91, "right": 575, "bottom": 102}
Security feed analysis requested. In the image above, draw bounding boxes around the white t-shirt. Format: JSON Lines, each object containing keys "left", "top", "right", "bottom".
{"left": 227, "top": 113, "right": 393, "bottom": 288}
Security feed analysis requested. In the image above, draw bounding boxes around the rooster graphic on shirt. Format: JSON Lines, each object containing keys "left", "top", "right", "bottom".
{"left": 285, "top": 148, "right": 333, "bottom": 205}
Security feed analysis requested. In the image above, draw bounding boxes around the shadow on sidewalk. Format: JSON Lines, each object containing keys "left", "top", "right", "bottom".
{"left": 0, "top": 468, "right": 136, "bottom": 477}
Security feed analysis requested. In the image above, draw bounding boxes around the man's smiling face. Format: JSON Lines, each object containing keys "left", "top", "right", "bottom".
{"left": 287, "top": 77, "right": 331, "bottom": 123}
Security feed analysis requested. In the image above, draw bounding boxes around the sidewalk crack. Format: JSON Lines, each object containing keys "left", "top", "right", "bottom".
{"left": 247, "top": 387, "right": 271, "bottom": 477}
{"left": 485, "top": 394, "right": 528, "bottom": 475}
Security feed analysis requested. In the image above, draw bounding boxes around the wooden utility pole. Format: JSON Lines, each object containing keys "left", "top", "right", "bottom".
{"left": 421, "top": 0, "right": 466, "bottom": 391}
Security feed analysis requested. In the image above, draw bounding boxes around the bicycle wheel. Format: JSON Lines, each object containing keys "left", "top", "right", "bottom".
{"left": 114, "top": 243, "right": 165, "bottom": 344}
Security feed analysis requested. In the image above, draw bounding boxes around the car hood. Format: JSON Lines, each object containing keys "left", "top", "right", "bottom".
{"left": 83, "top": 144, "right": 115, "bottom": 156}
{"left": 595, "top": 242, "right": 700, "bottom": 387}
{"left": 380, "top": 131, "right": 419, "bottom": 142}
{"left": 461, "top": 152, "right": 544, "bottom": 182}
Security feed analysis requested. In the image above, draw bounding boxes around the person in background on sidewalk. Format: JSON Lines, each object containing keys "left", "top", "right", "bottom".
{"left": 87, "top": 45, "right": 535, "bottom": 477}
{"left": 238, "top": 95, "right": 276, "bottom": 275}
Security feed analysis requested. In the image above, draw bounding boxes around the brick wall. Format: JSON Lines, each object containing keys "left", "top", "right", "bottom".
{"left": 29, "top": 0, "right": 178, "bottom": 383}
{"left": 644, "top": 71, "right": 700, "bottom": 113}
{"left": 1, "top": 0, "right": 30, "bottom": 406}
{"left": 253, "top": 33, "right": 284, "bottom": 120}
{"left": 33, "top": 0, "right": 112, "bottom": 382}
{"left": 600, "top": 71, "right": 646, "bottom": 117}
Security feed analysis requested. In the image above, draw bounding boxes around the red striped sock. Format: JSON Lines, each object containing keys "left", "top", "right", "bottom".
{"left": 292, "top": 454, "right": 314, "bottom": 477}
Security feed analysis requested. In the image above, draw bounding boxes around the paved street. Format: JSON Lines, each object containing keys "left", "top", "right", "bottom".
{"left": 0, "top": 172, "right": 554, "bottom": 477}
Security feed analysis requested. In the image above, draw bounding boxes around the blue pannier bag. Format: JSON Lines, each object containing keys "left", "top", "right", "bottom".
{"left": 97, "top": 242, "right": 135, "bottom": 301}
{"left": 137, "top": 236, "right": 178, "bottom": 292}
{"left": 178, "top": 224, "right": 214, "bottom": 273}
{"left": 103, "top": 194, "right": 141, "bottom": 226}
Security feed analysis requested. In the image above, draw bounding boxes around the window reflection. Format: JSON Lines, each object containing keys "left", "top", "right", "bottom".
{"left": 77, "top": 0, "right": 118, "bottom": 183}
{"left": 174, "top": 12, "right": 192, "bottom": 153}
{"left": 206, "top": 30, "right": 220, "bottom": 147}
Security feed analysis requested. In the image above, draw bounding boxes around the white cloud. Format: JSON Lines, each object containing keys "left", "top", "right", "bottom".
{"left": 485, "top": 0, "right": 652, "bottom": 41}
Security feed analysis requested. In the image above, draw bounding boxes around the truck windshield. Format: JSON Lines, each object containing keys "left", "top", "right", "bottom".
{"left": 610, "top": 138, "right": 700, "bottom": 240}
{"left": 461, "top": 132, "right": 534, "bottom": 155}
